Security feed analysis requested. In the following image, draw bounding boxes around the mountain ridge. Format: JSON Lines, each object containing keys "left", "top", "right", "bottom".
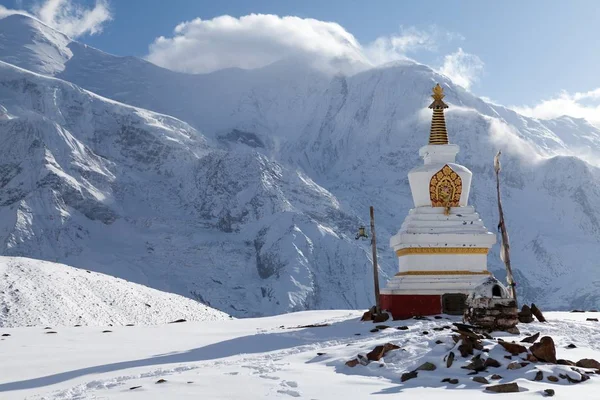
{"left": 1, "top": 13, "right": 600, "bottom": 314}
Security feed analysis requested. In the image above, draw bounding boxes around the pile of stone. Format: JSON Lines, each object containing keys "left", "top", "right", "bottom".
{"left": 463, "top": 277, "right": 519, "bottom": 332}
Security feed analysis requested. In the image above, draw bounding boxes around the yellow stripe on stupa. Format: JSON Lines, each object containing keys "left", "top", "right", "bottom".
{"left": 428, "top": 83, "right": 449, "bottom": 145}
{"left": 396, "top": 247, "right": 489, "bottom": 257}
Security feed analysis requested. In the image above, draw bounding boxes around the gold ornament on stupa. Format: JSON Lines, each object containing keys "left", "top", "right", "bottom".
{"left": 428, "top": 83, "right": 449, "bottom": 145}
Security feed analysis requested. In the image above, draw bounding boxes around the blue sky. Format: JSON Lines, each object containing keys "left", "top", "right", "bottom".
{"left": 2, "top": 0, "right": 600, "bottom": 122}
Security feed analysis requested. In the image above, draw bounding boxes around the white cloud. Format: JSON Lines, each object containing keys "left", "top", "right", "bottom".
{"left": 146, "top": 14, "right": 464, "bottom": 76}
{"left": 0, "top": 0, "right": 111, "bottom": 38}
{"left": 512, "top": 89, "right": 600, "bottom": 127}
{"left": 437, "top": 48, "right": 484, "bottom": 90}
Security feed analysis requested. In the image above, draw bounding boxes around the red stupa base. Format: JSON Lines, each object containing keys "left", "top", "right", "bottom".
{"left": 380, "top": 294, "right": 442, "bottom": 320}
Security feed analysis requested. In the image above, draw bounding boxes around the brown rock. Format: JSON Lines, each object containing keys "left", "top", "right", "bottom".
{"left": 441, "top": 378, "right": 459, "bottom": 384}
{"left": 557, "top": 359, "right": 576, "bottom": 366}
{"left": 401, "top": 371, "right": 418, "bottom": 382}
{"left": 526, "top": 354, "right": 539, "bottom": 362}
{"left": 361, "top": 310, "right": 373, "bottom": 321}
{"left": 499, "top": 341, "right": 528, "bottom": 355}
{"left": 484, "top": 357, "right": 501, "bottom": 368}
{"left": 458, "top": 340, "right": 474, "bottom": 357}
{"left": 491, "top": 374, "right": 503, "bottom": 380}
{"left": 534, "top": 371, "right": 544, "bottom": 381}
{"left": 576, "top": 359, "right": 600, "bottom": 369}
{"left": 373, "top": 313, "right": 390, "bottom": 323}
{"left": 518, "top": 305, "right": 534, "bottom": 323}
{"left": 156, "top": 379, "right": 167, "bottom": 384}
{"left": 485, "top": 383, "right": 520, "bottom": 393}
{"left": 345, "top": 359, "right": 359, "bottom": 367}
{"left": 463, "top": 357, "right": 486, "bottom": 372}
{"left": 446, "top": 351, "right": 455, "bottom": 368}
{"left": 473, "top": 376, "right": 489, "bottom": 384}
{"left": 544, "top": 389, "right": 555, "bottom": 397}
{"left": 547, "top": 375, "right": 559, "bottom": 382}
{"left": 507, "top": 361, "right": 523, "bottom": 370}
{"left": 416, "top": 362, "right": 436, "bottom": 371}
{"left": 530, "top": 336, "right": 557, "bottom": 363}
{"left": 531, "top": 303, "right": 546, "bottom": 322}
{"left": 375, "top": 325, "right": 390, "bottom": 330}
{"left": 521, "top": 332, "right": 540, "bottom": 343}
{"left": 367, "top": 343, "right": 400, "bottom": 361}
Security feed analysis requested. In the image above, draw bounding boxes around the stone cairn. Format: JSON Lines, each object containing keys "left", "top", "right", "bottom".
{"left": 463, "top": 277, "right": 518, "bottom": 333}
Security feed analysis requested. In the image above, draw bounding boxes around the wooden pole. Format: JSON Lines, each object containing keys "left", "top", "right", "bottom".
{"left": 494, "top": 151, "right": 518, "bottom": 305}
{"left": 369, "top": 206, "right": 381, "bottom": 314}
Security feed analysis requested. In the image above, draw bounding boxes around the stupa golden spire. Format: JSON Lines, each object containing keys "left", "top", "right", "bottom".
{"left": 428, "top": 83, "right": 449, "bottom": 145}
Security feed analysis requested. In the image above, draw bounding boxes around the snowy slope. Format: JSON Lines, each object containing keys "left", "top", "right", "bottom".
{"left": 2, "top": 13, "right": 600, "bottom": 313}
{"left": 0, "top": 256, "right": 228, "bottom": 327}
{"left": 1, "top": 311, "right": 600, "bottom": 399}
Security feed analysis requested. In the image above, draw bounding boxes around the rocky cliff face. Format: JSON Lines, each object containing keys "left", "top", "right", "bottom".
{"left": 2, "top": 14, "right": 600, "bottom": 314}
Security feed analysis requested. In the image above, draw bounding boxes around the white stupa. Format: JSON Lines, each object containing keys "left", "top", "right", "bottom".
{"left": 380, "top": 84, "right": 497, "bottom": 319}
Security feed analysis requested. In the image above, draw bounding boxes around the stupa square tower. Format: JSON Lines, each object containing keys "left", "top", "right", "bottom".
{"left": 380, "top": 84, "right": 497, "bottom": 319}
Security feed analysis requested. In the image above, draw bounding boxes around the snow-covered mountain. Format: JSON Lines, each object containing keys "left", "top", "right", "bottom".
{"left": 1, "top": 13, "right": 600, "bottom": 314}
{"left": 0, "top": 256, "right": 228, "bottom": 327}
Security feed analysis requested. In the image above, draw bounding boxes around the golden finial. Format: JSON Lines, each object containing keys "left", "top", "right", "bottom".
{"left": 429, "top": 83, "right": 449, "bottom": 110}
{"left": 428, "top": 83, "right": 449, "bottom": 145}
{"left": 432, "top": 83, "right": 445, "bottom": 101}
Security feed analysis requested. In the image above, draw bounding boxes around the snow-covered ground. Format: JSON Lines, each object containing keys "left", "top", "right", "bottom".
{"left": 0, "top": 257, "right": 229, "bottom": 327}
{"left": 1, "top": 310, "right": 600, "bottom": 399}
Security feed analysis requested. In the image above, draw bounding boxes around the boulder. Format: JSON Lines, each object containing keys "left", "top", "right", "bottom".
{"left": 484, "top": 357, "right": 501, "bottom": 368}
{"left": 498, "top": 341, "right": 527, "bottom": 355}
{"left": 544, "top": 389, "right": 555, "bottom": 397}
{"left": 531, "top": 304, "right": 546, "bottom": 322}
{"left": 586, "top": 318, "right": 599, "bottom": 322}
{"left": 446, "top": 351, "right": 455, "bottom": 368}
{"left": 463, "top": 356, "right": 486, "bottom": 372}
{"left": 507, "top": 361, "right": 524, "bottom": 370}
{"left": 576, "top": 359, "right": 600, "bottom": 369}
{"left": 367, "top": 343, "right": 400, "bottom": 361}
{"left": 557, "top": 359, "right": 575, "bottom": 366}
{"left": 345, "top": 359, "right": 359, "bottom": 367}
{"left": 547, "top": 376, "right": 559, "bottom": 382}
{"left": 485, "top": 383, "right": 520, "bottom": 393}
{"left": 396, "top": 326, "right": 409, "bottom": 330}
{"left": 441, "top": 378, "right": 459, "bottom": 384}
{"left": 534, "top": 371, "right": 544, "bottom": 381}
{"left": 521, "top": 332, "right": 540, "bottom": 343}
{"left": 373, "top": 313, "right": 390, "bottom": 323}
{"left": 156, "top": 379, "right": 167, "bottom": 384}
{"left": 491, "top": 374, "right": 503, "bottom": 380}
{"left": 567, "top": 344, "right": 577, "bottom": 349}
{"left": 401, "top": 371, "right": 418, "bottom": 382}
{"left": 473, "top": 376, "right": 489, "bottom": 384}
{"left": 416, "top": 362, "right": 436, "bottom": 371}
{"left": 518, "top": 305, "right": 534, "bottom": 323}
{"left": 526, "top": 354, "right": 539, "bottom": 362}
{"left": 530, "top": 337, "right": 557, "bottom": 363}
